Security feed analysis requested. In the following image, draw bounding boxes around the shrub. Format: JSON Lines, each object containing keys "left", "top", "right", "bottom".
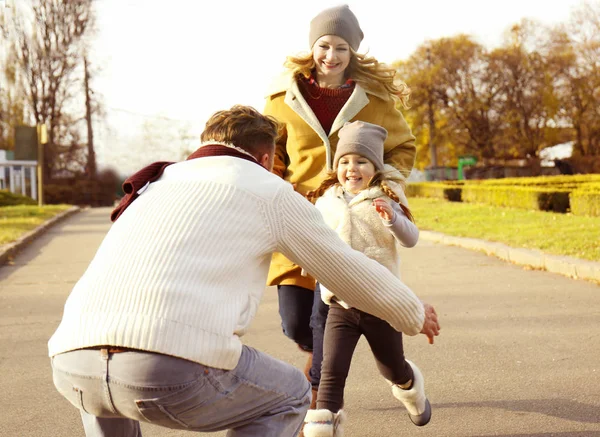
{"left": 471, "top": 174, "right": 600, "bottom": 186}
{"left": 461, "top": 185, "right": 571, "bottom": 212}
{"left": 408, "top": 176, "right": 600, "bottom": 214}
{"left": 563, "top": 156, "right": 600, "bottom": 174}
{"left": 406, "top": 182, "right": 462, "bottom": 202}
{"left": 0, "top": 190, "right": 37, "bottom": 207}
{"left": 570, "top": 184, "right": 600, "bottom": 217}
{"left": 44, "top": 171, "right": 119, "bottom": 207}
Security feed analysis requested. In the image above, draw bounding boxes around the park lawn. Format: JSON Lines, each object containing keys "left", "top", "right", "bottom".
{"left": 408, "top": 197, "right": 600, "bottom": 262}
{"left": 0, "top": 204, "right": 72, "bottom": 245}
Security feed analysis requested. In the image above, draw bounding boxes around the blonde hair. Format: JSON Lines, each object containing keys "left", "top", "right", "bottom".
{"left": 306, "top": 170, "right": 414, "bottom": 223}
{"left": 284, "top": 50, "right": 411, "bottom": 109}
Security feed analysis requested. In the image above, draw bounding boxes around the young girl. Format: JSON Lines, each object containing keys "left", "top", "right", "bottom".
{"left": 303, "top": 120, "right": 433, "bottom": 437}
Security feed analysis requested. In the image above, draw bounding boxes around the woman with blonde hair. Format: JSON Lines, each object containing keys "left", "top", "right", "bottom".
{"left": 263, "top": 4, "right": 417, "bottom": 407}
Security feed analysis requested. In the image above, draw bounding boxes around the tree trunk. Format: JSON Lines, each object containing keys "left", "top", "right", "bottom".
{"left": 428, "top": 95, "right": 437, "bottom": 167}
{"left": 84, "top": 57, "right": 96, "bottom": 179}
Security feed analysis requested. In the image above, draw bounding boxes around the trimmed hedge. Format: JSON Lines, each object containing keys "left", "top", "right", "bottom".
{"left": 472, "top": 174, "right": 600, "bottom": 186}
{"left": 406, "top": 182, "right": 462, "bottom": 202}
{"left": 0, "top": 190, "right": 37, "bottom": 206}
{"left": 408, "top": 174, "right": 600, "bottom": 213}
{"left": 570, "top": 184, "right": 600, "bottom": 217}
{"left": 43, "top": 171, "right": 119, "bottom": 207}
{"left": 44, "top": 180, "right": 116, "bottom": 206}
{"left": 461, "top": 185, "right": 571, "bottom": 212}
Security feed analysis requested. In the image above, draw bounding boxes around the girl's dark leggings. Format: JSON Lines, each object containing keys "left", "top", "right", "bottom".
{"left": 317, "top": 301, "right": 414, "bottom": 412}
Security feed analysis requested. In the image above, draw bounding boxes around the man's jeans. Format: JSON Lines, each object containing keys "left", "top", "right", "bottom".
{"left": 51, "top": 345, "right": 311, "bottom": 437}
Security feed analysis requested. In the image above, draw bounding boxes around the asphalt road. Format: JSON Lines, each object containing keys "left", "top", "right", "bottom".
{"left": 1, "top": 207, "right": 599, "bottom": 437}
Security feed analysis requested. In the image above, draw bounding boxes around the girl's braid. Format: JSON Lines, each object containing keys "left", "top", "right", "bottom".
{"left": 306, "top": 172, "right": 339, "bottom": 203}
{"left": 379, "top": 180, "right": 400, "bottom": 203}
{"left": 379, "top": 179, "right": 415, "bottom": 223}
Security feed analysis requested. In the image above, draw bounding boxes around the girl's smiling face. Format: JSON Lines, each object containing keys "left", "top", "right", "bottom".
{"left": 312, "top": 35, "right": 351, "bottom": 87}
{"left": 337, "top": 154, "right": 376, "bottom": 194}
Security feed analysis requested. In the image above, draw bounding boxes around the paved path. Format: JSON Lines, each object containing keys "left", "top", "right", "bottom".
{"left": 1, "top": 207, "right": 599, "bottom": 437}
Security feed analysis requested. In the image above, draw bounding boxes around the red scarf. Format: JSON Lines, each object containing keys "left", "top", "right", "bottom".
{"left": 110, "top": 144, "right": 262, "bottom": 222}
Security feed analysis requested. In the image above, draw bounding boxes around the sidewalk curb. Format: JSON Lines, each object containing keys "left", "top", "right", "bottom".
{"left": 420, "top": 230, "right": 600, "bottom": 284}
{"left": 0, "top": 205, "right": 81, "bottom": 266}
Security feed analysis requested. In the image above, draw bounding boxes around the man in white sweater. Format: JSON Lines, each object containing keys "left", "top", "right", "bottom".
{"left": 49, "top": 105, "right": 439, "bottom": 437}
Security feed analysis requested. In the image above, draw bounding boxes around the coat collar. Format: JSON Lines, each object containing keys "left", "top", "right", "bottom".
{"left": 265, "top": 71, "right": 390, "bottom": 102}
{"left": 265, "top": 71, "right": 391, "bottom": 171}
{"left": 325, "top": 183, "right": 385, "bottom": 207}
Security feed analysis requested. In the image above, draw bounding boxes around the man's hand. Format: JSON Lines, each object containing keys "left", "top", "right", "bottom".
{"left": 420, "top": 302, "right": 440, "bottom": 344}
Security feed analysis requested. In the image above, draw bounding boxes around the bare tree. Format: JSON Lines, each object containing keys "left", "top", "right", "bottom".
{"left": 83, "top": 56, "right": 96, "bottom": 178}
{"left": 4, "top": 0, "right": 97, "bottom": 179}
{"left": 0, "top": 5, "right": 27, "bottom": 151}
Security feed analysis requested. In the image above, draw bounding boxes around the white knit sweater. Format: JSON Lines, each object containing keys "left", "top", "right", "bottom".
{"left": 48, "top": 156, "right": 424, "bottom": 370}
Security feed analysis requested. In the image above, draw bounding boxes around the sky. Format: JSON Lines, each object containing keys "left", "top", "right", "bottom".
{"left": 90, "top": 0, "right": 586, "bottom": 175}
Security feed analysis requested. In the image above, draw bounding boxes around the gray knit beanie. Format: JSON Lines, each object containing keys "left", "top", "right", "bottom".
{"left": 334, "top": 121, "right": 387, "bottom": 171}
{"left": 309, "top": 4, "right": 363, "bottom": 51}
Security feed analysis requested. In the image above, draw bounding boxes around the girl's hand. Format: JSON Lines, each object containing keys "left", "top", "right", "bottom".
{"left": 373, "top": 199, "right": 394, "bottom": 221}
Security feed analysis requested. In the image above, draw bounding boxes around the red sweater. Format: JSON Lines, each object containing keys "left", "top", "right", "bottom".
{"left": 298, "top": 76, "right": 355, "bottom": 135}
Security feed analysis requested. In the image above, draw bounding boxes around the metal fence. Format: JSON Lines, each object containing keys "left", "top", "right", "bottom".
{"left": 0, "top": 160, "right": 38, "bottom": 200}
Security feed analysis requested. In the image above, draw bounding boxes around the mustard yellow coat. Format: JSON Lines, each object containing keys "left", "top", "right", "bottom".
{"left": 264, "top": 72, "right": 416, "bottom": 290}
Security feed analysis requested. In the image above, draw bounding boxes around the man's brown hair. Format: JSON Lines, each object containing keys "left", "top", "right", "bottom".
{"left": 201, "top": 105, "right": 280, "bottom": 158}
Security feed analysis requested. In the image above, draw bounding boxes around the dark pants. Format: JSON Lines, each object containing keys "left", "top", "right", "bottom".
{"left": 317, "top": 302, "right": 414, "bottom": 412}
{"left": 310, "top": 284, "right": 330, "bottom": 389}
{"left": 278, "top": 285, "right": 329, "bottom": 389}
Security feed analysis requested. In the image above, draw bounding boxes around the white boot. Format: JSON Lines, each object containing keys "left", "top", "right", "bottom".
{"left": 302, "top": 409, "right": 345, "bottom": 437}
{"left": 390, "top": 360, "right": 432, "bottom": 426}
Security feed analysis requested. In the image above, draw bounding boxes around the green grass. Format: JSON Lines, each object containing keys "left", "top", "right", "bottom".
{"left": 409, "top": 197, "right": 600, "bottom": 262}
{"left": 0, "top": 204, "right": 72, "bottom": 245}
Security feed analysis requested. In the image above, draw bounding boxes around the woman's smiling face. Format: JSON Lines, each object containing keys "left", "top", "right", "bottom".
{"left": 312, "top": 35, "right": 351, "bottom": 87}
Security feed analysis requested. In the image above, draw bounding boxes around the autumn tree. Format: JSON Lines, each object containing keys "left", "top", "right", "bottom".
{"left": 399, "top": 35, "right": 505, "bottom": 165}
{"left": 489, "top": 20, "right": 559, "bottom": 158}
{"left": 396, "top": 43, "right": 454, "bottom": 169}
{"left": 546, "top": 1, "right": 600, "bottom": 157}
{"left": 396, "top": 26, "right": 590, "bottom": 168}
{"left": 439, "top": 36, "right": 507, "bottom": 160}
